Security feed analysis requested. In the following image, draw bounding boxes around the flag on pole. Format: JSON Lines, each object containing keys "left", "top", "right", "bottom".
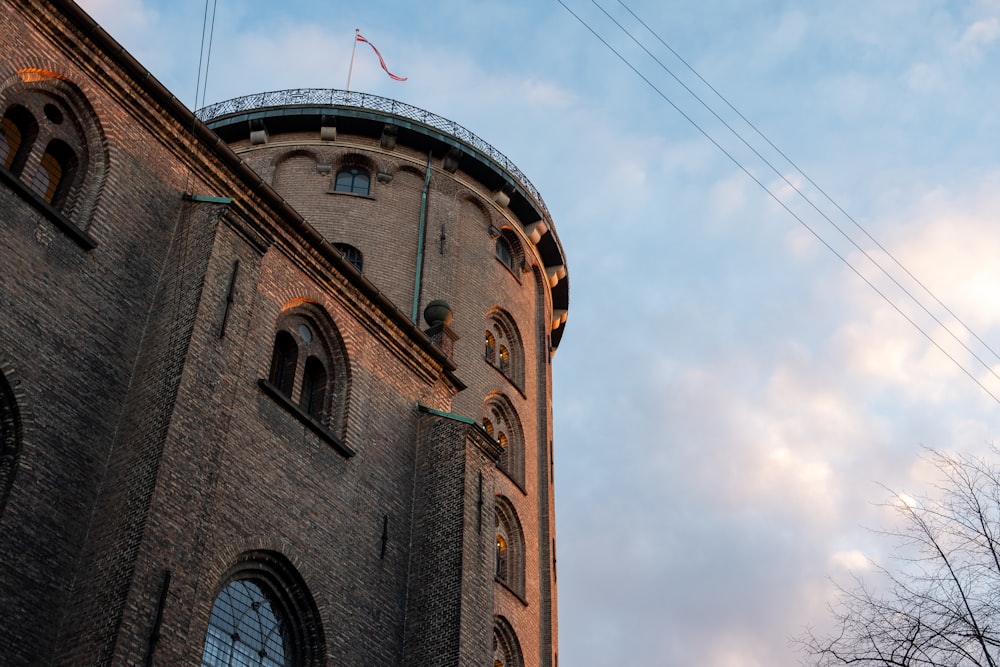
{"left": 356, "top": 33, "right": 408, "bottom": 81}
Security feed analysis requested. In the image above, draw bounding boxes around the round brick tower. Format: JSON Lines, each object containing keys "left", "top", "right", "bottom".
{"left": 200, "top": 89, "right": 569, "bottom": 667}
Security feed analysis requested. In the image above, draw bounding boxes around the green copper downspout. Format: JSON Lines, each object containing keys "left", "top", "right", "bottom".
{"left": 412, "top": 151, "right": 433, "bottom": 323}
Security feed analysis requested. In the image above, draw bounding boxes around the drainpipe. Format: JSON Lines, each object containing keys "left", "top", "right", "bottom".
{"left": 412, "top": 151, "right": 432, "bottom": 324}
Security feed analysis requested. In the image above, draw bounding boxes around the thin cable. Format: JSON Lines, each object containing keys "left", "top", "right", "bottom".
{"left": 616, "top": 0, "right": 1000, "bottom": 369}
{"left": 193, "top": 0, "right": 211, "bottom": 109}
{"left": 555, "top": 0, "right": 1000, "bottom": 405}
{"left": 589, "top": 0, "right": 1000, "bottom": 386}
{"left": 199, "top": 0, "right": 219, "bottom": 110}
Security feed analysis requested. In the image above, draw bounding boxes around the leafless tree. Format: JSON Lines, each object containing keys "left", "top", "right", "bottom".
{"left": 801, "top": 449, "right": 1000, "bottom": 667}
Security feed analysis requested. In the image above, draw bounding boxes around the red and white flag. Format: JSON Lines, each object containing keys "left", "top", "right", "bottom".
{"left": 356, "top": 33, "right": 407, "bottom": 82}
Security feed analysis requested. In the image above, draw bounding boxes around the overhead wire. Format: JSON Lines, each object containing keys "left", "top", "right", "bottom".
{"left": 554, "top": 0, "right": 1000, "bottom": 405}
{"left": 613, "top": 0, "right": 1000, "bottom": 372}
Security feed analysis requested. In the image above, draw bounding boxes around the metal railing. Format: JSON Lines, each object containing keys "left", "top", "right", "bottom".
{"left": 196, "top": 88, "right": 549, "bottom": 218}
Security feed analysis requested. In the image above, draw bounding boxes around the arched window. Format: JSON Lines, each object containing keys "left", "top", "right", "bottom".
{"left": 0, "top": 73, "right": 107, "bottom": 228}
{"left": 264, "top": 303, "right": 350, "bottom": 447}
{"left": 202, "top": 579, "right": 290, "bottom": 666}
{"left": 493, "top": 616, "right": 524, "bottom": 667}
{"left": 485, "top": 310, "right": 524, "bottom": 388}
{"left": 201, "top": 551, "right": 326, "bottom": 667}
{"left": 299, "top": 356, "right": 327, "bottom": 420}
{"left": 494, "top": 497, "right": 525, "bottom": 597}
{"left": 334, "top": 243, "right": 363, "bottom": 272}
{"left": 482, "top": 395, "right": 525, "bottom": 486}
{"left": 495, "top": 236, "right": 513, "bottom": 270}
{"left": 269, "top": 331, "right": 298, "bottom": 396}
{"left": 333, "top": 167, "right": 370, "bottom": 195}
{"left": 484, "top": 331, "right": 496, "bottom": 364}
{"left": 0, "top": 105, "right": 37, "bottom": 174}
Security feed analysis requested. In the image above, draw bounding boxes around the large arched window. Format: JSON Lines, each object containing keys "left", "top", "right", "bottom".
{"left": 0, "top": 70, "right": 107, "bottom": 226}
{"left": 264, "top": 302, "right": 351, "bottom": 446}
{"left": 333, "top": 167, "right": 370, "bottom": 195}
{"left": 201, "top": 551, "right": 325, "bottom": 667}
{"left": 202, "top": 579, "right": 290, "bottom": 666}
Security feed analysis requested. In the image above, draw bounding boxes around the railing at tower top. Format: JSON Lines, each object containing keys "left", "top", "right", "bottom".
{"left": 195, "top": 88, "right": 550, "bottom": 219}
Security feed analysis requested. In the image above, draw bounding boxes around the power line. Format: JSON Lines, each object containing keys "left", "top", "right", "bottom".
{"left": 555, "top": 0, "right": 1000, "bottom": 405}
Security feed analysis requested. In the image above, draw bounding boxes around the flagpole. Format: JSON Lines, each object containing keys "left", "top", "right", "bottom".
{"left": 346, "top": 28, "right": 359, "bottom": 92}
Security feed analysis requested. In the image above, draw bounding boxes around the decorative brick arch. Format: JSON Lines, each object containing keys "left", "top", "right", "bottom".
{"left": 493, "top": 615, "right": 524, "bottom": 667}
{"left": 269, "top": 299, "right": 351, "bottom": 440}
{"left": 0, "top": 67, "right": 108, "bottom": 228}
{"left": 482, "top": 392, "right": 525, "bottom": 487}
{"left": 494, "top": 495, "right": 526, "bottom": 598}
{"left": 485, "top": 307, "right": 525, "bottom": 390}
{"left": 201, "top": 549, "right": 327, "bottom": 667}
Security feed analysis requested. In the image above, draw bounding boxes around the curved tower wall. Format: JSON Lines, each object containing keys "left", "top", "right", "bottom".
{"left": 206, "top": 95, "right": 568, "bottom": 665}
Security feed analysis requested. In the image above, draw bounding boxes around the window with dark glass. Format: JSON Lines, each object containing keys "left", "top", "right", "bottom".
{"left": 495, "top": 236, "right": 513, "bottom": 270}
{"left": 201, "top": 579, "right": 290, "bottom": 667}
{"left": 334, "top": 243, "right": 363, "bottom": 272}
{"left": 334, "top": 167, "right": 370, "bottom": 195}
{"left": 0, "top": 105, "right": 37, "bottom": 175}
{"left": 299, "top": 356, "right": 327, "bottom": 420}
{"left": 269, "top": 331, "right": 298, "bottom": 395}
{"left": 30, "top": 139, "right": 77, "bottom": 208}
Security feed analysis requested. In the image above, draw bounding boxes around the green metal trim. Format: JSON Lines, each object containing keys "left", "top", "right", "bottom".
{"left": 416, "top": 403, "right": 476, "bottom": 425}
{"left": 412, "top": 152, "right": 432, "bottom": 324}
{"left": 184, "top": 194, "right": 233, "bottom": 204}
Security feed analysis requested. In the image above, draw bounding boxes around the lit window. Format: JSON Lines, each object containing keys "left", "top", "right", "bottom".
{"left": 201, "top": 580, "right": 290, "bottom": 667}
{"left": 497, "top": 431, "right": 509, "bottom": 469}
{"left": 495, "top": 533, "right": 507, "bottom": 580}
{"left": 482, "top": 417, "right": 494, "bottom": 437}
{"left": 334, "top": 167, "right": 370, "bottom": 195}
{"left": 498, "top": 346, "right": 510, "bottom": 373}
{"left": 485, "top": 331, "right": 496, "bottom": 364}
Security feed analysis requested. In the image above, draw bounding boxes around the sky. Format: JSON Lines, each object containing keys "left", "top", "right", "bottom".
{"left": 75, "top": 0, "right": 1000, "bottom": 665}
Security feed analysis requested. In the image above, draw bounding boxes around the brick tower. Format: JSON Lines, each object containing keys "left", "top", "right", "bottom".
{"left": 0, "top": 2, "right": 568, "bottom": 666}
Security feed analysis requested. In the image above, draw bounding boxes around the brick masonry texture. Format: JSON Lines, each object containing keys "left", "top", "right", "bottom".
{"left": 0, "top": 1, "right": 566, "bottom": 665}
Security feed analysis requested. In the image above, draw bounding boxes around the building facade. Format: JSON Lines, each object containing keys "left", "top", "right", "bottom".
{"left": 0, "top": 1, "right": 569, "bottom": 665}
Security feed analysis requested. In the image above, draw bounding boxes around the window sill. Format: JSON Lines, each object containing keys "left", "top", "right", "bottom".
{"left": 0, "top": 165, "right": 97, "bottom": 250}
{"left": 487, "top": 361, "right": 526, "bottom": 398}
{"left": 326, "top": 189, "right": 376, "bottom": 200}
{"left": 257, "top": 379, "right": 355, "bottom": 458}
{"left": 498, "top": 466, "right": 527, "bottom": 496}
{"left": 495, "top": 577, "right": 528, "bottom": 606}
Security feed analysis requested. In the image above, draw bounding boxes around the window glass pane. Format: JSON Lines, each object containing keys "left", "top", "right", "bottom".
{"left": 201, "top": 580, "right": 289, "bottom": 667}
